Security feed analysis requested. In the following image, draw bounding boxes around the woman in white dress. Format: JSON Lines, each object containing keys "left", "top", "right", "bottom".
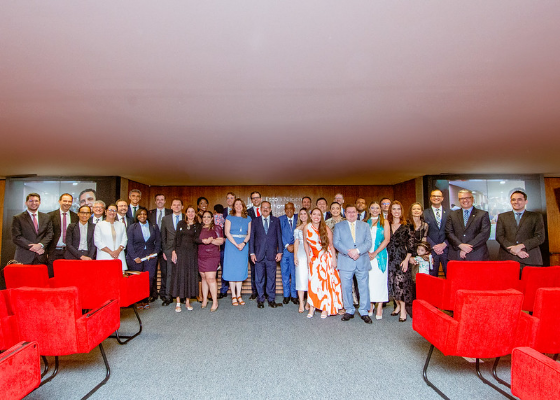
{"left": 293, "top": 208, "right": 310, "bottom": 313}
{"left": 94, "top": 203, "right": 128, "bottom": 271}
{"left": 365, "top": 201, "right": 390, "bottom": 319}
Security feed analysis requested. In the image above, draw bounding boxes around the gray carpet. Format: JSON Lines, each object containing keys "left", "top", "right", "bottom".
{"left": 27, "top": 299, "right": 513, "bottom": 399}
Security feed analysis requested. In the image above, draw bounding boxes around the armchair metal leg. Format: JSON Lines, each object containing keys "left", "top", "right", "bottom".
{"left": 553, "top": 354, "right": 558, "bottom": 361}
{"left": 422, "top": 344, "right": 450, "bottom": 400}
{"left": 81, "top": 343, "right": 110, "bottom": 400}
{"left": 109, "top": 304, "right": 143, "bottom": 345}
{"left": 475, "top": 358, "right": 515, "bottom": 399}
{"left": 492, "top": 357, "right": 511, "bottom": 388}
{"left": 39, "top": 356, "right": 59, "bottom": 386}
{"left": 41, "top": 355, "right": 49, "bottom": 378}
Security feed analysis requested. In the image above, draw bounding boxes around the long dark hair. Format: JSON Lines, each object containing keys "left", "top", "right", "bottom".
{"left": 310, "top": 207, "right": 329, "bottom": 250}
{"left": 201, "top": 210, "right": 215, "bottom": 231}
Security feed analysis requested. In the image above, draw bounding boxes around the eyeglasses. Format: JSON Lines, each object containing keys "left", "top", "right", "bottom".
{"left": 430, "top": 195, "right": 443, "bottom": 198}
{"left": 106, "top": 209, "right": 117, "bottom": 213}
{"left": 459, "top": 197, "right": 473, "bottom": 201}
{"left": 251, "top": 197, "right": 261, "bottom": 200}
{"left": 78, "top": 212, "right": 90, "bottom": 215}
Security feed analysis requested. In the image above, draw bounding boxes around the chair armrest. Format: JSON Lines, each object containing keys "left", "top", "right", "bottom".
{"left": 416, "top": 274, "right": 446, "bottom": 309}
{"left": 413, "top": 299, "right": 458, "bottom": 355}
{"left": 119, "top": 272, "right": 150, "bottom": 307}
{"left": 0, "top": 341, "right": 41, "bottom": 399}
{"left": 76, "top": 299, "right": 120, "bottom": 353}
{"left": 514, "top": 312, "right": 538, "bottom": 348}
{"left": 512, "top": 347, "right": 560, "bottom": 400}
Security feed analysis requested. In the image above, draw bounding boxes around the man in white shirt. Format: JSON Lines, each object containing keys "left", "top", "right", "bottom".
{"left": 380, "top": 198, "right": 392, "bottom": 220}
{"left": 90, "top": 200, "right": 106, "bottom": 225}
{"left": 247, "top": 191, "right": 262, "bottom": 300}
{"left": 116, "top": 199, "right": 133, "bottom": 228}
{"left": 301, "top": 196, "right": 312, "bottom": 211}
{"left": 334, "top": 193, "right": 345, "bottom": 217}
{"left": 160, "top": 198, "right": 184, "bottom": 306}
{"left": 126, "top": 189, "right": 142, "bottom": 219}
{"left": 147, "top": 194, "right": 172, "bottom": 302}
{"left": 356, "top": 197, "right": 367, "bottom": 221}
{"left": 316, "top": 198, "right": 331, "bottom": 220}
{"left": 279, "top": 202, "right": 298, "bottom": 304}
{"left": 47, "top": 193, "right": 78, "bottom": 277}
{"left": 423, "top": 190, "right": 449, "bottom": 276}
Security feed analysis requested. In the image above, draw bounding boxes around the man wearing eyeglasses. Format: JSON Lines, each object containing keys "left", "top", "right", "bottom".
{"left": 380, "top": 198, "right": 392, "bottom": 220}
{"left": 65, "top": 205, "right": 96, "bottom": 260}
{"left": 445, "top": 189, "right": 490, "bottom": 261}
{"left": 424, "top": 190, "right": 450, "bottom": 276}
{"left": 90, "top": 201, "right": 106, "bottom": 225}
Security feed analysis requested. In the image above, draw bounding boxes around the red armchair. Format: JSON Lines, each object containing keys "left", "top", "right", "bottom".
{"left": 0, "top": 341, "right": 41, "bottom": 400}
{"left": 511, "top": 347, "right": 560, "bottom": 400}
{"left": 3, "top": 264, "right": 53, "bottom": 289}
{"left": 0, "top": 290, "right": 18, "bottom": 351}
{"left": 413, "top": 289, "right": 523, "bottom": 399}
{"left": 416, "top": 260, "right": 520, "bottom": 311}
{"left": 11, "top": 286, "right": 120, "bottom": 398}
{"left": 54, "top": 259, "right": 150, "bottom": 344}
{"left": 519, "top": 266, "right": 560, "bottom": 312}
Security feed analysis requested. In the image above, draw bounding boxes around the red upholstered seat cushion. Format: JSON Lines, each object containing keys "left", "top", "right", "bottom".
{"left": 4, "top": 264, "right": 51, "bottom": 289}
{"left": 0, "top": 341, "right": 41, "bottom": 400}
{"left": 520, "top": 266, "right": 560, "bottom": 312}
{"left": 532, "top": 288, "right": 560, "bottom": 354}
{"left": 120, "top": 272, "right": 150, "bottom": 307}
{"left": 511, "top": 347, "right": 560, "bottom": 400}
{"left": 0, "top": 290, "right": 19, "bottom": 350}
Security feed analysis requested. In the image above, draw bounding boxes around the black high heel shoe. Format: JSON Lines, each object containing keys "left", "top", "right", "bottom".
{"left": 399, "top": 316, "right": 407, "bottom": 322}
{"left": 391, "top": 310, "right": 400, "bottom": 316}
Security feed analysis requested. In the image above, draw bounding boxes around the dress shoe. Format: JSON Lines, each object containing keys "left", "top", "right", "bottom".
{"left": 148, "top": 296, "right": 157, "bottom": 303}
{"left": 249, "top": 293, "right": 257, "bottom": 300}
{"left": 341, "top": 313, "right": 354, "bottom": 321}
{"left": 291, "top": 297, "right": 299, "bottom": 305}
{"left": 283, "top": 298, "right": 290, "bottom": 305}
{"left": 217, "top": 293, "right": 226, "bottom": 299}
{"left": 257, "top": 301, "right": 264, "bottom": 309}
{"left": 361, "top": 315, "right": 373, "bottom": 324}
{"left": 162, "top": 299, "right": 172, "bottom": 306}
{"left": 399, "top": 316, "right": 407, "bottom": 322}
{"left": 268, "top": 301, "right": 278, "bottom": 308}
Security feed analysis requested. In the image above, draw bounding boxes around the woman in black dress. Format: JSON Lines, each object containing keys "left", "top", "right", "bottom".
{"left": 386, "top": 200, "right": 414, "bottom": 322}
{"left": 171, "top": 206, "right": 201, "bottom": 312}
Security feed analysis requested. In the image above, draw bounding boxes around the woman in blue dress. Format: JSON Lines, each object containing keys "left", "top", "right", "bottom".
{"left": 223, "top": 198, "right": 252, "bottom": 306}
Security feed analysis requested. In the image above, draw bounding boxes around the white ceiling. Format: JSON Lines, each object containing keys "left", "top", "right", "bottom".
{"left": 1, "top": 1, "right": 560, "bottom": 186}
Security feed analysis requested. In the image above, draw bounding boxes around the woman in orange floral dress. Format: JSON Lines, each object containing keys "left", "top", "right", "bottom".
{"left": 303, "top": 208, "right": 343, "bottom": 319}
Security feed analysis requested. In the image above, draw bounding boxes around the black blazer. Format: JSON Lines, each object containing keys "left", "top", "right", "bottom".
{"left": 46, "top": 209, "right": 78, "bottom": 253}
{"left": 496, "top": 210, "right": 545, "bottom": 265}
{"left": 148, "top": 208, "right": 172, "bottom": 226}
{"left": 64, "top": 222, "right": 96, "bottom": 260}
{"left": 126, "top": 222, "right": 161, "bottom": 266}
{"left": 424, "top": 207, "right": 449, "bottom": 248}
{"left": 116, "top": 214, "right": 134, "bottom": 230}
{"left": 445, "top": 207, "right": 491, "bottom": 261}
{"left": 249, "top": 216, "right": 282, "bottom": 262}
{"left": 11, "top": 211, "right": 54, "bottom": 264}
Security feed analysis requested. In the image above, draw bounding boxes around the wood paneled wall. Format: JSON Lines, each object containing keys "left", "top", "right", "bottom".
{"left": 545, "top": 177, "right": 560, "bottom": 265}
{"left": 126, "top": 183, "right": 400, "bottom": 216}
{"left": 393, "top": 178, "right": 418, "bottom": 215}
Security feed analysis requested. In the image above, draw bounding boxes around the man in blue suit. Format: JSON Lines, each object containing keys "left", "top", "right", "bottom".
{"left": 424, "top": 189, "right": 450, "bottom": 277}
{"left": 334, "top": 204, "right": 373, "bottom": 324}
{"left": 279, "top": 202, "right": 298, "bottom": 305}
{"left": 249, "top": 201, "right": 283, "bottom": 308}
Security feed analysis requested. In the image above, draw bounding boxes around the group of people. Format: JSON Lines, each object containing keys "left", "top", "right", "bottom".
{"left": 11, "top": 187, "right": 545, "bottom": 322}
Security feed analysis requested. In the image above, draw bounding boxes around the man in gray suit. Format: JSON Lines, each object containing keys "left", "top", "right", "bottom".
{"left": 11, "top": 193, "right": 54, "bottom": 264}
{"left": 496, "top": 190, "right": 545, "bottom": 275}
{"left": 160, "top": 198, "right": 184, "bottom": 306}
{"left": 445, "top": 189, "right": 491, "bottom": 261}
{"left": 334, "top": 204, "right": 373, "bottom": 324}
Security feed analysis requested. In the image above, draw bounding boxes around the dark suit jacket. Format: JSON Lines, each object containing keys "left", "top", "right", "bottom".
{"left": 148, "top": 208, "right": 172, "bottom": 226}
{"left": 126, "top": 205, "right": 141, "bottom": 219}
{"left": 445, "top": 207, "right": 491, "bottom": 261}
{"left": 46, "top": 209, "right": 78, "bottom": 253}
{"left": 222, "top": 207, "right": 232, "bottom": 220}
{"left": 496, "top": 210, "right": 545, "bottom": 265}
{"left": 126, "top": 222, "right": 162, "bottom": 266}
{"left": 89, "top": 215, "right": 105, "bottom": 225}
{"left": 64, "top": 222, "right": 96, "bottom": 259}
{"left": 11, "top": 211, "right": 54, "bottom": 264}
{"left": 249, "top": 216, "right": 282, "bottom": 262}
{"left": 247, "top": 206, "right": 260, "bottom": 220}
{"left": 116, "top": 215, "right": 134, "bottom": 229}
{"left": 424, "top": 207, "right": 449, "bottom": 248}
{"left": 278, "top": 214, "right": 297, "bottom": 249}
{"left": 160, "top": 213, "right": 184, "bottom": 255}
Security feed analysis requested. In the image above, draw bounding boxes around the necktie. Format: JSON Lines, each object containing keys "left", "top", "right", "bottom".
{"left": 62, "top": 212, "right": 67, "bottom": 243}
{"left": 95, "top": 218, "right": 99, "bottom": 224}
{"left": 121, "top": 217, "right": 126, "bottom": 228}
{"left": 350, "top": 222, "right": 356, "bottom": 242}
{"left": 174, "top": 215, "right": 179, "bottom": 230}
{"left": 264, "top": 218, "right": 269, "bottom": 234}
{"left": 357, "top": 213, "right": 361, "bottom": 221}
{"left": 256, "top": 207, "right": 260, "bottom": 217}
{"left": 435, "top": 209, "right": 441, "bottom": 229}
{"left": 32, "top": 213, "right": 38, "bottom": 233}
{"left": 132, "top": 206, "right": 137, "bottom": 218}
{"left": 463, "top": 210, "right": 469, "bottom": 226}
{"left": 157, "top": 210, "right": 163, "bottom": 229}
{"left": 515, "top": 212, "right": 522, "bottom": 226}
{"left": 289, "top": 218, "right": 293, "bottom": 229}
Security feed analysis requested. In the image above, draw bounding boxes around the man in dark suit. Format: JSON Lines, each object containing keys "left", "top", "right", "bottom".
{"left": 247, "top": 191, "right": 262, "bottom": 300}
{"left": 11, "top": 193, "right": 54, "bottom": 265}
{"left": 116, "top": 199, "right": 134, "bottom": 228}
{"left": 46, "top": 193, "right": 78, "bottom": 276}
{"left": 147, "top": 194, "right": 172, "bottom": 301}
{"left": 126, "top": 189, "right": 142, "bottom": 219}
{"left": 90, "top": 200, "right": 106, "bottom": 225}
{"left": 496, "top": 190, "right": 545, "bottom": 275}
{"left": 218, "top": 191, "right": 236, "bottom": 298}
{"left": 279, "top": 202, "right": 298, "bottom": 304}
{"left": 334, "top": 193, "right": 345, "bottom": 217}
{"left": 249, "top": 201, "right": 283, "bottom": 308}
{"left": 356, "top": 197, "right": 367, "bottom": 221}
{"left": 316, "top": 198, "right": 332, "bottom": 221}
{"left": 301, "top": 196, "right": 312, "bottom": 211}
{"left": 160, "top": 198, "right": 184, "bottom": 306}
{"left": 65, "top": 205, "right": 96, "bottom": 260}
{"left": 445, "top": 189, "right": 491, "bottom": 261}
{"left": 424, "top": 189, "right": 450, "bottom": 277}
